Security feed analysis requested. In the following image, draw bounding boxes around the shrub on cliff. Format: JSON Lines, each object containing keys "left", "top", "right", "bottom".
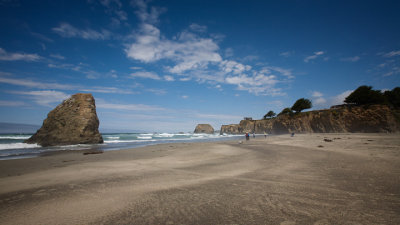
{"left": 291, "top": 98, "right": 312, "bottom": 113}
{"left": 344, "top": 85, "right": 384, "bottom": 105}
{"left": 263, "top": 110, "right": 276, "bottom": 119}
{"left": 278, "top": 107, "right": 294, "bottom": 116}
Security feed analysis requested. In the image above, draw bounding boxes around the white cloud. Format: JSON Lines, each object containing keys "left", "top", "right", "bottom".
{"left": 146, "top": 88, "right": 167, "bottom": 95}
{"left": 340, "top": 56, "right": 360, "bottom": 62}
{"left": 261, "top": 66, "right": 294, "bottom": 79}
{"left": 304, "top": 51, "right": 324, "bottom": 63}
{"left": 125, "top": 0, "right": 293, "bottom": 96}
{"left": 383, "top": 50, "right": 400, "bottom": 57}
{"left": 80, "top": 87, "right": 134, "bottom": 94}
{"left": 314, "top": 97, "right": 327, "bottom": 105}
{"left": 0, "top": 76, "right": 75, "bottom": 90}
{"left": 311, "top": 91, "right": 323, "bottom": 98}
{"left": 180, "top": 77, "right": 191, "bottom": 81}
{"left": 224, "top": 48, "right": 234, "bottom": 57}
{"left": 50, "top": 54, "right": 65, "bottom": 60}
{"left": 10, "top": 90, "right": 70, "bottom": 107}
{"left": 52, "top": 23, "right": 111, "bottom": 40}
{"left": 130, "top": 71, "right": 161, "bottom": 80}
{"left": 0, "top": 48, "right": 41, "bottom": 61}
{"left": 225, "top": 73, "right": 283, "bottom": 96}
{"left": 310, "top": 91, "right": 327, "bottom": 106}
{"left": 126, "top": 24, "right": 222, "bottom": 74}
{"left": 0, "top": 75, "right": 133, "bottom": 94}
{"left": 220, "top": 60, "right": 251, "bottom": 74}
{"left": 331, "top": 90, "right": 352, "bottom": 106}
{"left": 97, "top": 101, "right": 165, "bottom": 111}
{"left": 164, "top": 75, "right": 174, "bottom": 81}
{"left": 131, "top": 0, "right": 166, "bottom": 24}
{"left": 189, "top": 23, "right": 207, "bottom": 32}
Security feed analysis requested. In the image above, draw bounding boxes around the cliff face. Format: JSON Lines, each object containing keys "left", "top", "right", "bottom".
{"left": 25, "top": 93, "right": 103, "bottom": 147}
{"left": 220, "top": 105, "right": 400, "bottom": 134}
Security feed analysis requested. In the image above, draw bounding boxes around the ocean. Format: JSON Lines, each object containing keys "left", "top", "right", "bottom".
{"left": 0, "top": 132, "right": 243, "bottom": 160}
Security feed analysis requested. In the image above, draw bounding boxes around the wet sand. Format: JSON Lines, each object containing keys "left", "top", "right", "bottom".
{"left": 0, "top": 133, "right": 399, "bottom": 224}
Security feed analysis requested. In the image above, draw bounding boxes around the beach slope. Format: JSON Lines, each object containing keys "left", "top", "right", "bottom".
{"left": 0, "top": 133, "right": 399, "bottom": 224}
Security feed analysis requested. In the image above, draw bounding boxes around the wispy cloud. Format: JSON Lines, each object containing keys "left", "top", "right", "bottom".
{"left": 49, "top": 54, "right": 65, "bottom": 60}
{"left": 0, "top": 76, "right": 75, "bottom": 90}
{"left": 131, "top": 0, "right": 166, "bottom": 24}
{"left": 189, "top": 23, "right": 207, "bottom": 32}
{"left": 146, "top": 88, "right": 167, "bottom": 95}
{"left": 164, "top": 75, "right": 175, "bottom": 81}
{"left": 311, "top": 91, "right": 323, "bottom": 98}
{"left": 10, "top": 90, "right": 70, "bottom": 107}
{"left": 52, "top": 23, "right": 111, "bottom": 40}
{"left": 30, "top": 32, "right": 54, "bottom": 42}
{"left": 382, "top": 50, "right": 400, "bottom": 57}
{"left": 304, "top": 51, "right": 324, "bottom": 63}
{"left": 0, "top": 75, "right": 133, "bottom": 94}
{"left": 92, "top": 0, "right": 128, "bottom": 25}
{"left": 130, "top": 71, "right": 161, "bottom": 80}
{"left": 97, "top": 101, "right": 165, "bottom": 111}
{"left": 374, "top": 51, "right": 400, "bottom": 77}
{"left": 340, "top": 56, "right": 360, "bottom": 62}
{"left": 0, "top": 48, "right": 41, "bottom": 61}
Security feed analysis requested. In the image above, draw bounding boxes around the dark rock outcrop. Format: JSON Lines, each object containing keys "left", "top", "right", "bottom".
{"left": 220, "top": 105, "right": 400, "bottom": 134}
{"left": 194, "top": 124, "right": 215, "bottom": 134}
{"left": 25, "top": 93, "right": 103, "bottom": 147}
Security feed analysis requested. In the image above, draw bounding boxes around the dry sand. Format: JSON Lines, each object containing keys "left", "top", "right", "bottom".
{"left": 0, "top": 133, "right": 399, "bottom": 224}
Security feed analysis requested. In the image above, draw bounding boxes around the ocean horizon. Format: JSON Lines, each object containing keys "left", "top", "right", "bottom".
{"left": 0, "top": 132, "right": 244, "bottom": 160}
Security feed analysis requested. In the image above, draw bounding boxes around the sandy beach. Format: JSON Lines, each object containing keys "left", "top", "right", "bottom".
{"left": 0, "top": 133, "right": 399, "bottom": 224}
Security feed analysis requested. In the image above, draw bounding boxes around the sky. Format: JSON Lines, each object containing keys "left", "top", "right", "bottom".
{"left": 0, "top": 0, "right": 400, "bottom": 132}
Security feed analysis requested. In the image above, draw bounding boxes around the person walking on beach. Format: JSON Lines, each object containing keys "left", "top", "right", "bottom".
{"left": 264, "top": 131, "right": 267, "bottom": 139}
{"left": 253, "top": 132, "right": 255, "bottom": 138}
{"left": 245, "top": 132, "right": 250, "bottom": 141}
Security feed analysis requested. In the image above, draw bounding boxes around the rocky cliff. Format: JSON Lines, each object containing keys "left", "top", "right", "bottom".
{"left": 25, "top": 93, "right": 103, "bottom": 147}
{"left": 220, "top": 105, "right": 400, "bottom": 134}
{"left": 194, "top": 124, "right": 215, "bottom": 134}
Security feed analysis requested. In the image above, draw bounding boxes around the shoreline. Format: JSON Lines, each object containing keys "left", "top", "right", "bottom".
{"left": 0, "top": 133, "right": 399, "bottom": 224}
{"left": 0, "top": 133, "right": 244, "bottom": 161}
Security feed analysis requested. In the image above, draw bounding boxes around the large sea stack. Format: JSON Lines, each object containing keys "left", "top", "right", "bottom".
{"left": 25, "top": 93, "right": 103, "bottom": 147}
{"left": 194, "top": 124, "right": 215, "bottom": 134}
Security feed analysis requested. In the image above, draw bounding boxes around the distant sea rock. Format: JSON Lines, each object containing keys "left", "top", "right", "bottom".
{"left": 194, "top": 124, "right": 215, "bottom": 134}
{"left": 25, "top": 93, "right": 103, "bottom": 147}
{"left": 220, "top": 105, "right": 400, "bottom": 134}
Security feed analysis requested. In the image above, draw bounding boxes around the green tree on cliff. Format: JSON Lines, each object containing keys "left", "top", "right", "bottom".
{"left": 263, "top": 110, "right": 276, "bottom": 119}
{"left": 344, "top": 85, "right": 384, "bottom": 105}
{"left": 383, "top": 87, "right": 400, "bottom": 108}
{"left": 278, "top": 107, "right": 293, "bottom": 116}
{"left": 291, "top": 98, "right": 312, "bottom": 113}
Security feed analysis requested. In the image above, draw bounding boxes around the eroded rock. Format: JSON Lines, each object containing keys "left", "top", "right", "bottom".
{"left": 25, "top": 93, "right": 103, "bottom": 147}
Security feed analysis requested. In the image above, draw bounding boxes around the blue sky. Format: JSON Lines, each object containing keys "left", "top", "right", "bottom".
{"left": 0, "top": 0, "right": 399, "bottom": 132}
